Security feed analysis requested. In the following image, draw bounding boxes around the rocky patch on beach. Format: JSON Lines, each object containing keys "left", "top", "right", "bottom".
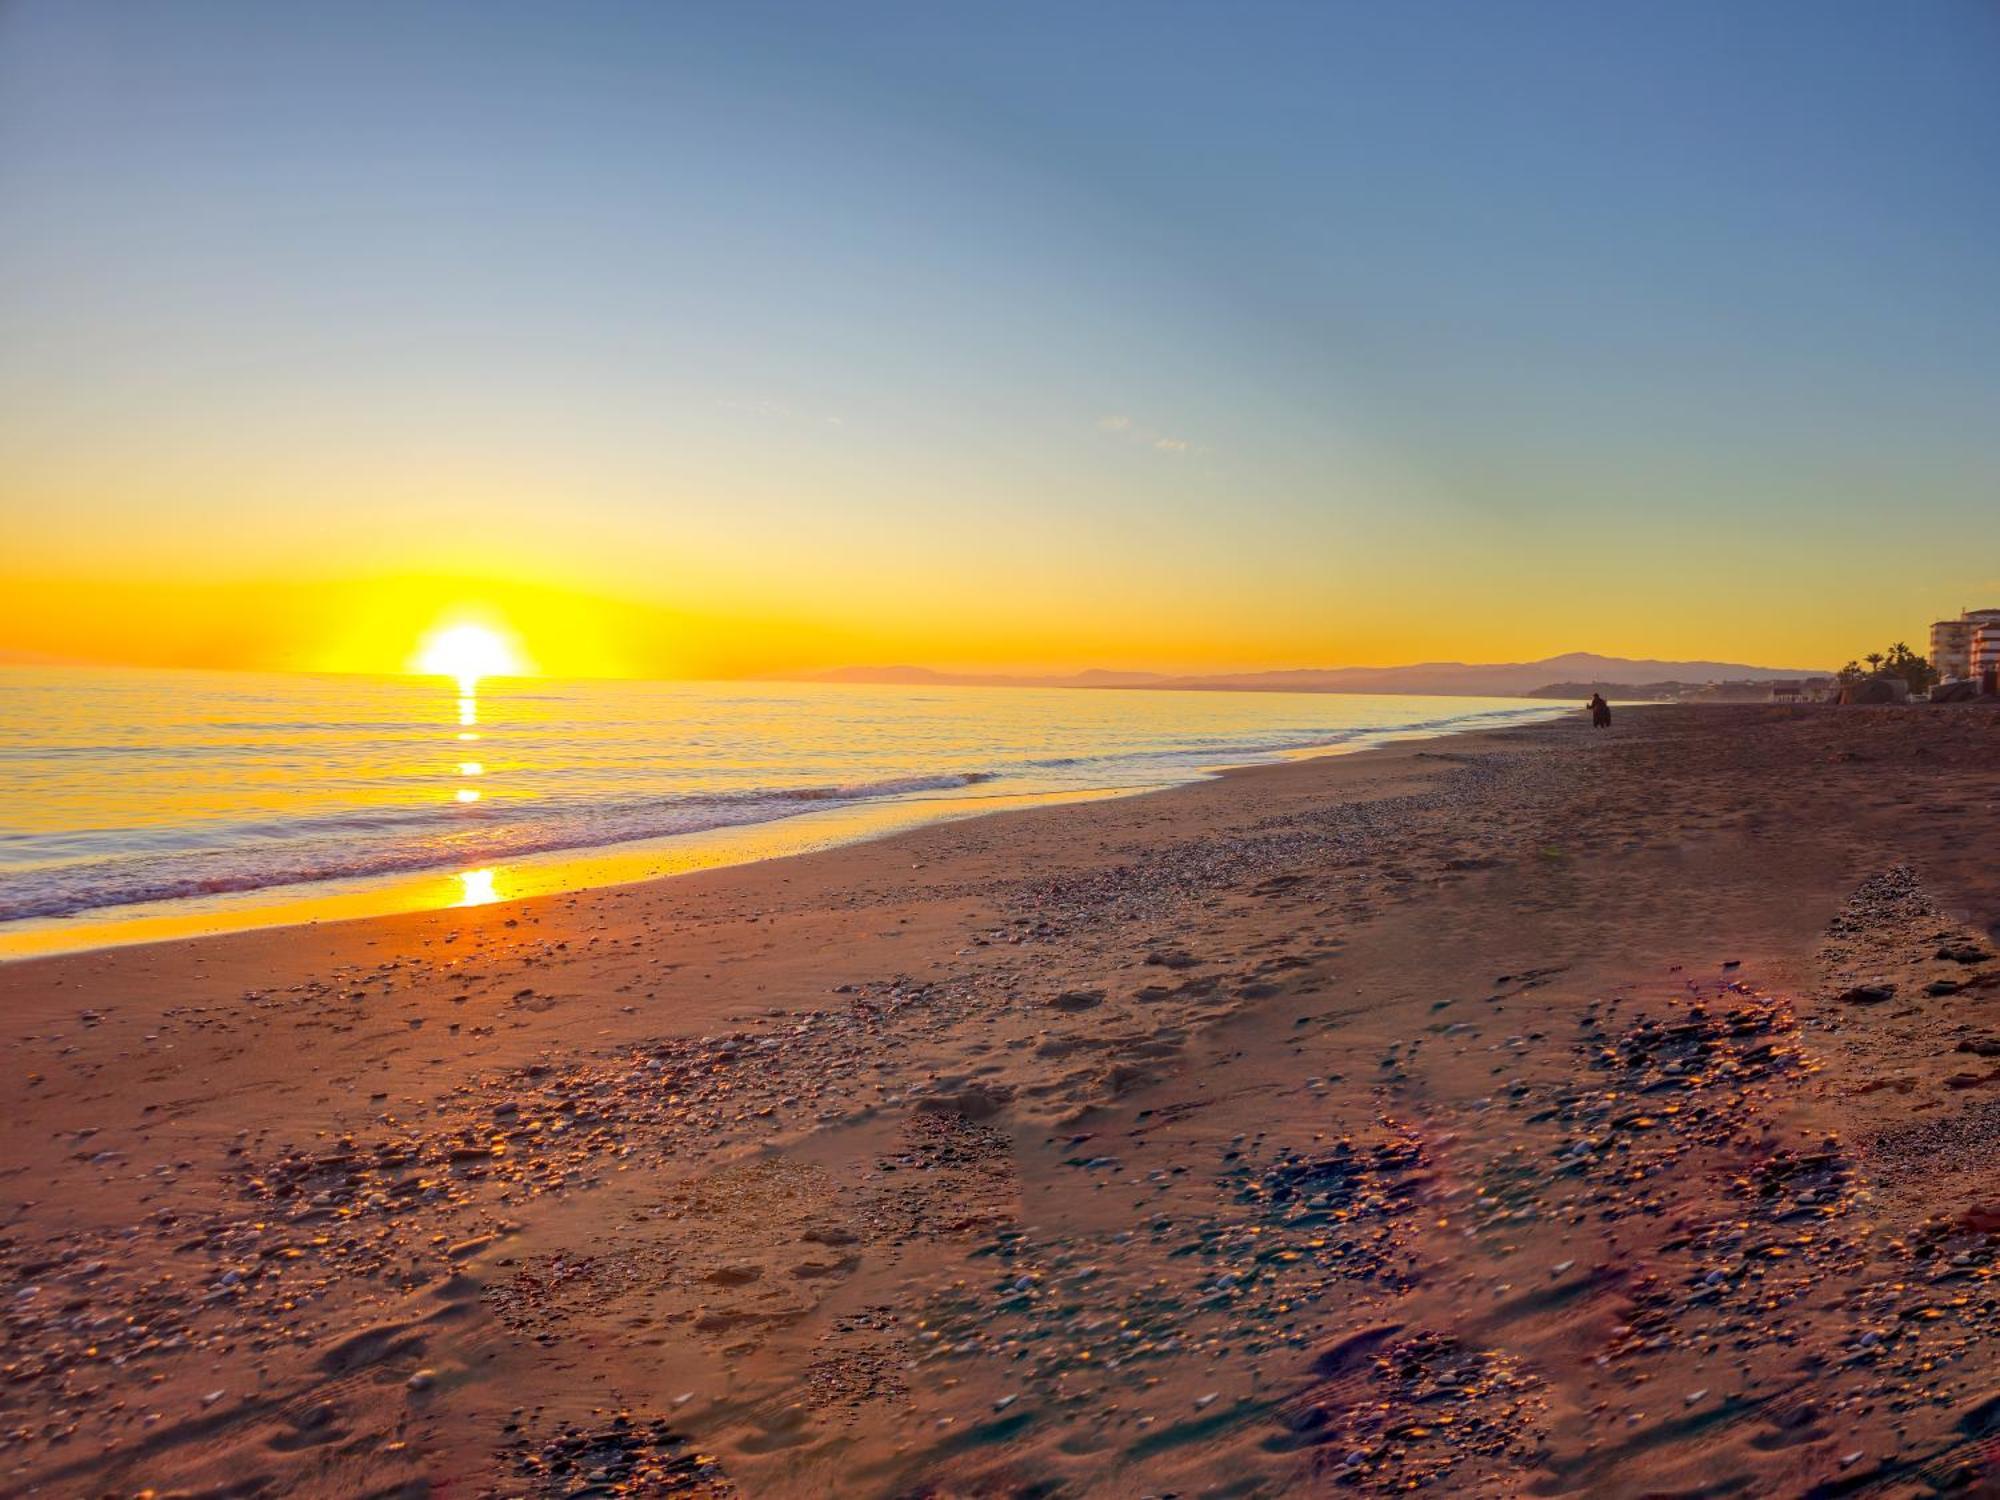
{"left": 6, "top": 706, "right": 1998, "bottom": 1495}
{"left": 501, "top": 1412, "right": 729, "bottom": 1495}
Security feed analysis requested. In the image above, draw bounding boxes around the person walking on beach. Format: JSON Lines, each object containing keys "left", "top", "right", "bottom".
{"left": 1587, "top": 692, "right": 1611, "bottom": 729}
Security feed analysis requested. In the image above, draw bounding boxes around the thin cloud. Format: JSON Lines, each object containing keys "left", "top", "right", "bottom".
{"left": 1095, "top": 414, "right": 1206, "bottom": 456}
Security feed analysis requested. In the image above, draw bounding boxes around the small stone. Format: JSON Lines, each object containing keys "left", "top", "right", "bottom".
{"left": 1049, "top": 989, "right": 1106, "bottom": 1012}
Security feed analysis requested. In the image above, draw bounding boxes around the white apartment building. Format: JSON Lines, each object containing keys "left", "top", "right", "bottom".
{"left": 1929, "top": 607, "right": 2000, "bottom": 682}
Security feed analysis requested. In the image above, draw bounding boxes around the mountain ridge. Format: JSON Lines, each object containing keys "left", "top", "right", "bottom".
{"left": 793, "top": 653, "right": 1826, "bottom": 697}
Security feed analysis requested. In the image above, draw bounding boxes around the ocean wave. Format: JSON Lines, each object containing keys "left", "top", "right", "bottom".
{"left": 770, "top": 771, "right": 994, "bottom": 801}
{"left": 1021, "top": 734, "right": 1354, "bottom": 771}
{"left": 0, "top": 679, "right": 1566, "bottom": 930}
{"left": 1016, "top": 706, "right": 1550, "bottom": 773}
{"left": 0, "top": 770, "right": 1000, "bottom": 922}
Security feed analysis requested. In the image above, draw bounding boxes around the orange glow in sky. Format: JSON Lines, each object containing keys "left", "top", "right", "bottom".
{"left": 2, "top": 6, "right": 1995, "bottom": 682}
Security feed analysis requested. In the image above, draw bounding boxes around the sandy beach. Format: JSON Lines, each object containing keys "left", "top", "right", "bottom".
{"left": 4, "top": 702, "right": 1997, "bottom": 1498}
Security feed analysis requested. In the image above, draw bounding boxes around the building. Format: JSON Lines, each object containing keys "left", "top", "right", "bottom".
{"left": 1929, "top": 607, "right": 2000, "bottom": 684}
{"left": 1977, "top": 618, "right": 2000, "bottom": 695}
{"left": 1931, "top": 619, "right": 1974, "bottom": 680}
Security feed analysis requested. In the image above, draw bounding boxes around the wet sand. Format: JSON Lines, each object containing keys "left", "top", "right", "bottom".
{"left": 3, "top": 703, "right": 1997, "bottom": 1497}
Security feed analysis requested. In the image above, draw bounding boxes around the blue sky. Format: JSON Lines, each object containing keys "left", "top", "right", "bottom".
{"left": 3, "top": 0, "right": 1996, "bottom": 673}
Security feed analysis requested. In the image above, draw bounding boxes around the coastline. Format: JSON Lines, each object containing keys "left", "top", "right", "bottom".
{"left": 0, "top": 783, "right": 1133, "bottom": 963}
{"left": 4, "top": 702, "right": 1996, "bottom": 1496}
{"left": 0, "top": 703, "right": 1562, "bottom": 961}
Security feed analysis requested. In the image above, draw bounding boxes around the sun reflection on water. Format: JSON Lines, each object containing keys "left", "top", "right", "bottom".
{"left": 448, "top": 681, "right": 497, "bottom": 866}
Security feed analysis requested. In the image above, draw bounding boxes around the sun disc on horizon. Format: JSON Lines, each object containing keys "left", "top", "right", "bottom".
{"left": 412, "top": 622, "right": 526, "bottom": 691}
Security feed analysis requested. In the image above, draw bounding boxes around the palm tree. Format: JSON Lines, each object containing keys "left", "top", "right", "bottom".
{"left": 1864, "top": 652, "right": 1885, "bottom": 673}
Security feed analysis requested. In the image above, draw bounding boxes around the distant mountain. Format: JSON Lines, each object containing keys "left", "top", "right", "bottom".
{"left": 793, "top": 652, "right": 1826, "bottom": 698}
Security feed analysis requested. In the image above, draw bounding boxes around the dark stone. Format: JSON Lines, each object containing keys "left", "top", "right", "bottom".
{"left": 1049, "top": 989, "right": 1105, "bottom": 1011}
{"left": 913, "top": 1083, "right": 1013, "bottom": 1119}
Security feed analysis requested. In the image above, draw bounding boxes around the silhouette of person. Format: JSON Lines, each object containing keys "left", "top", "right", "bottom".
{"left": 1587, "top": 692, "right": 1611, "bottom": 729}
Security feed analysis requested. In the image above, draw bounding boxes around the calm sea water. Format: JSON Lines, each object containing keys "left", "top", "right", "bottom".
{"left": 0, "top": 668, "right": 1559, "bottom": 931}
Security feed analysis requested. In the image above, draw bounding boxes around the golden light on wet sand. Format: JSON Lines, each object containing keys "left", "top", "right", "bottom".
{"left": 457, "top": 868, "right": 499, "bottom": 906}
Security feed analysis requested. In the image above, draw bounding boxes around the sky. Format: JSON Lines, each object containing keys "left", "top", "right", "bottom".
{"left": 2, "top": 0, "right": 1997, "bottom": 678}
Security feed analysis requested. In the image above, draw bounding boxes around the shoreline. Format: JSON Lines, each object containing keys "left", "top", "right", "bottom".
{"left": 4, "top": 702, "right": 1996, "bottom": 1496}
{"left": 0, "top": 706, "right": 1562, "bottom": 962}
{"left": 0, "top": 783, "right": 1133, "bottom": 963}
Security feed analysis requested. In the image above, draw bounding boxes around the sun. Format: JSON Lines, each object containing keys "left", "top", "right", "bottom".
{"left": 412, "top": 622, "right": 527, "bottom": 690}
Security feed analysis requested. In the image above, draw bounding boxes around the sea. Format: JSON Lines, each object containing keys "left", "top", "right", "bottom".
{"left": 0, "top": 668, "right": 1561, "bottom": 953}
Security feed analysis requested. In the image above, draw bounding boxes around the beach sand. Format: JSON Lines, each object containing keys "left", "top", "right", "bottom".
{"left": 4, "top": 703, "right": 1997, "bottom": 1497}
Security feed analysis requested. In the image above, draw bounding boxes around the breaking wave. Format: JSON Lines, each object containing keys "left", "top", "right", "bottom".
{"left": 0, "top": 670, "right": 1563, "bottom": 931}
{"left": 0, "top": 772, "right": 999, "bottom": 921}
